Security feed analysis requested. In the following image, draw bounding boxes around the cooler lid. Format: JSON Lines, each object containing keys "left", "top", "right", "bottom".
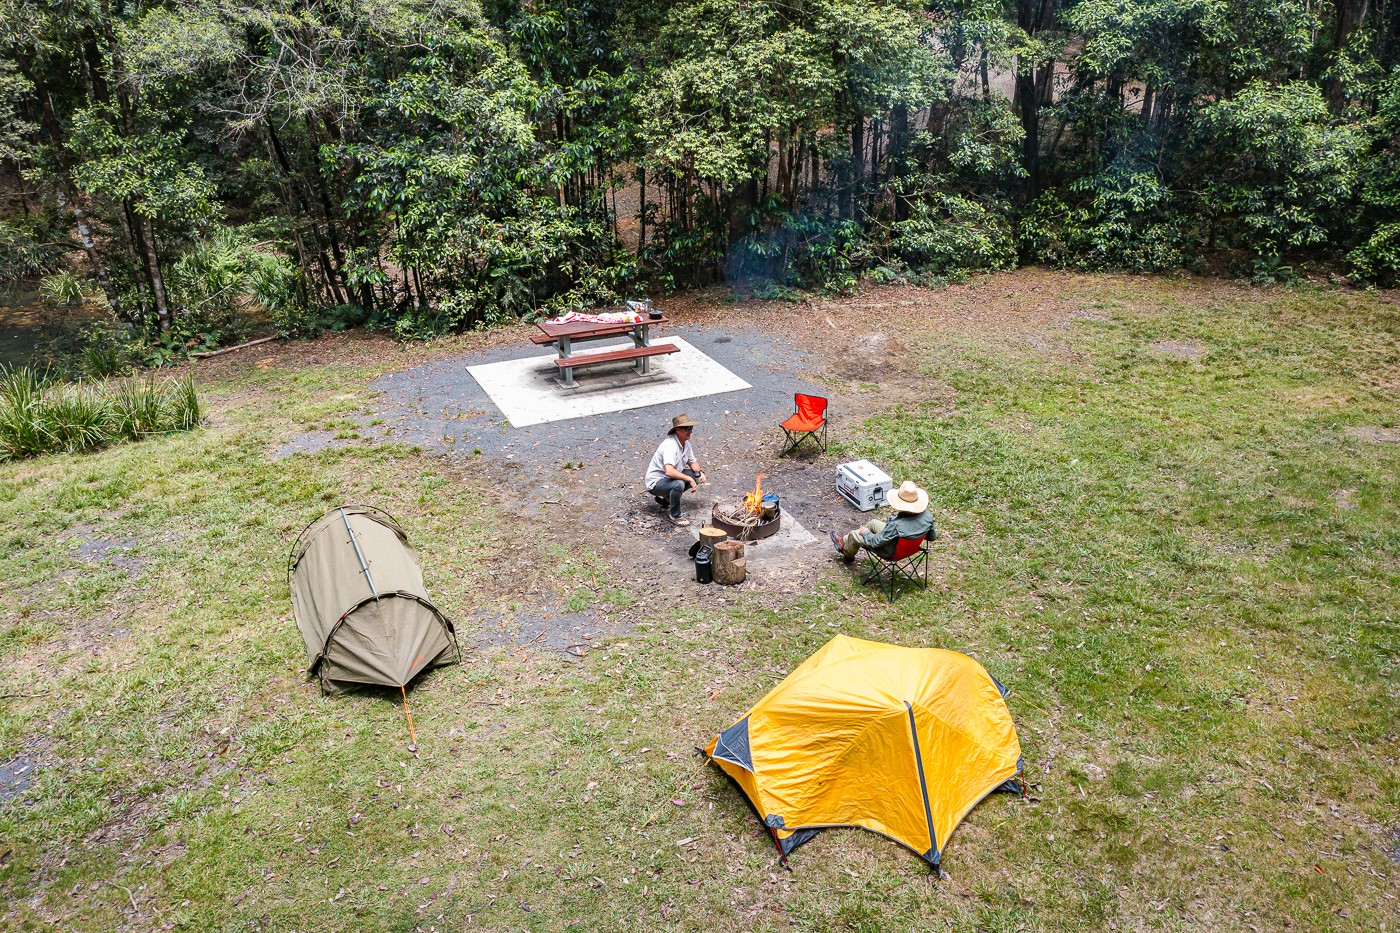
{"left": 837, "top": 460, "right": 892, "bottom": 484}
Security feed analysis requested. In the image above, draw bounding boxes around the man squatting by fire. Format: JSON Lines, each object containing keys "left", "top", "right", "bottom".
{"left": 646, "top": 414, "right": 708, "bottom": 527}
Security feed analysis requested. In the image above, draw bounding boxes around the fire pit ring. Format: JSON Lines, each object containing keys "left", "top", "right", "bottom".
{"left": 710, "top": 501, "right": 782, "bottom": 541}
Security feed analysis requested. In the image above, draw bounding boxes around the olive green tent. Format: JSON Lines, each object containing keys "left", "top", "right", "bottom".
{"left": 289, "top": 506, "right": 459, "bottom": 695}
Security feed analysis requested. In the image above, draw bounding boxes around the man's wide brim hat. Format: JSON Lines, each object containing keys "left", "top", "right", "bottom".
{"left": 669, "top": 414, "right": 698, "bottom": 434}
{"left": 889, "top": 480, "right": 929, "bottom": 513}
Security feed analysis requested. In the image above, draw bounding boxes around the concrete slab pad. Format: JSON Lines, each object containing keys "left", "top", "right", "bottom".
{"left": 466, "top": 336, "right": 751, "bottom": 427}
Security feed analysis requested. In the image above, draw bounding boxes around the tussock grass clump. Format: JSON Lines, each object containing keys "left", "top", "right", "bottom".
{"left": 0, "top": 366, "right": 201, "bottom": 461}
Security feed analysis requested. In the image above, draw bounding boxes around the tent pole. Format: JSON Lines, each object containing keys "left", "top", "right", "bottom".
{"left": 339, "top": 507, "right": 380, "bottom": 600}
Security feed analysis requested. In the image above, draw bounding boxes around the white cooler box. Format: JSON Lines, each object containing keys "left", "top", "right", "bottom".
{"left": 836, "top": 460, "right": 893, "bottom": 512}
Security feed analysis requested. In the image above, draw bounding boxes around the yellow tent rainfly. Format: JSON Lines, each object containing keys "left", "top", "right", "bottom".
{"left": 705, "top": 635, "right": 1022, "bottom": 870}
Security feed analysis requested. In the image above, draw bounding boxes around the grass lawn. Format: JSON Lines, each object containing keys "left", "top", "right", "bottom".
{"left": 1, "top": 273, "right": 1396, "bottom": 931}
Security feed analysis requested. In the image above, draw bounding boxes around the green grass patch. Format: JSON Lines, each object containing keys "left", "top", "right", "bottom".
{"left": 0, "top": 278, "right": 1396, "bottom": 931}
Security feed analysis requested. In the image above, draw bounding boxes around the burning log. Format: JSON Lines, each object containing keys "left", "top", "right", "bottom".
{"left": 743, "top": 473, "right": 768, "bottom": 515}
{"left": 710, "top": 472, "right": 782, "bottom": 542}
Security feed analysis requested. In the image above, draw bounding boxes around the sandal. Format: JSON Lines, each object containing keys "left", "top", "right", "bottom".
{"left": 830, "top": 531, "right": 854, "bottom": 562}
{"left": 668, "top": 516, "right": 692, "bottom": 527}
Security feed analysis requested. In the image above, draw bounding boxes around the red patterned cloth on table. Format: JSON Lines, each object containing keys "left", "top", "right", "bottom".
{"left": 547, "top": 310, "right": 644, "bottom": 324}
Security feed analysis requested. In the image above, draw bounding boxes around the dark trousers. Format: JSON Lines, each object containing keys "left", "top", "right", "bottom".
{"left": 651, "top": 469, "right": 700, "bottom": 518}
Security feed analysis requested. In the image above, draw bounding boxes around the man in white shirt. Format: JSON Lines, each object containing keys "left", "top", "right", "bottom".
{"left": 645, "top": 414, "right": 708, "bottom": 526}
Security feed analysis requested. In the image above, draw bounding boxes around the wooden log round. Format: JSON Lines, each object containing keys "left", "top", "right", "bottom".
{"left": 713, "top": 540, "right": 746, "bottom": 585}
{"left": 698, "top": 526, "right": 728, "bottom": 553}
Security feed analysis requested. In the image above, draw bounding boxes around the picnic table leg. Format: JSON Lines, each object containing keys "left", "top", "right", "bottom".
{"left": 634, "top": 324, "right": 649, "bottom": 374}
{"left": 557, "top": 335, "right": 577, "bottom": 387}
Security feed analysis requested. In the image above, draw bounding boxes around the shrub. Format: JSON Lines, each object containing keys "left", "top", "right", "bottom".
{"left": 167, "top": 227, "right": 312, "bottom": 344}
{"left": 1193, "top": 81, "right": 1364, "bottom": 257}
{"left": 1018, "top": 171, "right": 1189, "bottom": 272}
{"left": 890, "top": 194, "right": 1017, "bottom": 273}
{"left": 1347, "top": 223, "right": 1400, "bottom": 287}
{"left": 31, "top": 320, "right": 143, "bottom": 380}
{"left": 0, "top": 366, "right": 201, "bottom": 461}
{"left": 38, "top": 271, "right": 91, "bottom": 307}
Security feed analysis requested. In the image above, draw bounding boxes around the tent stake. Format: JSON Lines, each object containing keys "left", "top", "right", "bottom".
{"left": 401, "top": 685, "right": 418, "bottom": 753}
{"left": 767, "top": 827, "right": 791, "bottom": 871}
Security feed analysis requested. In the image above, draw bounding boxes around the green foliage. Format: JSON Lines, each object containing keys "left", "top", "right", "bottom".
{"left": 728, "top": 213, "right": 874, "bottom": 295}
{"left": 3, "top": 0, "right": 1397, "bottom": 332}
{"left": 0, "top": 366, "right": 201, "bottom": 461}
{"left": 0, "top": 216, "right": 72, "bottom": 287}
{"left": 1194, "top": 81, "right": 1365, "bottom": 256}
{"left": 890, "top": 193, "right": 1017, "bottom": 273}
{"left": 31, "top": 319, "right": 144, "bottom": 381}
{"left": 1019, "top": 171, "right": 1188, "bottom": 272}
{"left": 1347, "top": 223, "right": 1400, "bottom": 286}
{"left": 1348, "top": 75, "right": 1400, "bottom": 285}
{"left": 1246, "top": 254, "right": 1298, "bottom": 286}
{"left": 69, "top": 104, "right": 219, "bottom": 235}
{"left": 80, "top": 329, "right": 142, "bottom": 379}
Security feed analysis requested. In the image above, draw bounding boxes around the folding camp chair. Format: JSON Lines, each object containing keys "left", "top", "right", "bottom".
{"left": 860, "top": 534, "right": 929, "bottom": 602}
{"left": 780, "top": 393, "right": 828, "bottom": 455}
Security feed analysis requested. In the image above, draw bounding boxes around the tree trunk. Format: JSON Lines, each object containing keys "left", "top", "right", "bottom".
{"left": 1325, "top": 0, "right": 1371, "bottom": 107}
{"left": 850, "top": 115, "right": 866, "bottom": 223}
{"left": 122, "top": 200, "right": 153, "bottom": 312}
{"left": 1015, "top": 71, "right": 1042, "bottom": 197}
{"left": 267, "top": 120, "right": 346, "bottom": 305}
{"left": 139, "top": 214, "right": 171, "bottom": 333}
{"left": 1015, "top": 0, "right": 1059, "bottom": 198}
{"left": 890, "top": 104, "right": 911, "bottom": 222}
{"left": 638, "top": 166, "right": 647, "bottom": 257}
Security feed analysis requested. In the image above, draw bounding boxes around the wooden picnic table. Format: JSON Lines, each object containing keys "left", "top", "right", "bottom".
{"left": 533, "top": 314, "right": 677, "bottom": 387}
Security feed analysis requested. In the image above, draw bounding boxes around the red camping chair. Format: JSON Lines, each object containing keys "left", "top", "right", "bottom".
{"left": 860, "top": 535, "right": 929, "bottom": 602}
{"left": 780, "top": 393, "right": 828, "bottom": 455}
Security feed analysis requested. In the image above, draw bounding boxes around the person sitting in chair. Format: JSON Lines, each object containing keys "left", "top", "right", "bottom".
{"left": 830, "top": 480, "right": 935, "bottom": 562}
{"left": 646, "top": 414, "right": 708, "bottom": 526}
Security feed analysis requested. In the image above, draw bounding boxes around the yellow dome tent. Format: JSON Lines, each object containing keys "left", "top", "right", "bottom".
{"left": 705, "top": 635, "right": 1021, "bottom": 869}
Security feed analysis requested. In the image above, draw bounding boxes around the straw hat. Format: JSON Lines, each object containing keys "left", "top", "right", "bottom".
{"left": 888, "top": 480, "right": 929, "bottom": 513}
{"left": 668, "top": 414, "right": 698, "bottom": 434}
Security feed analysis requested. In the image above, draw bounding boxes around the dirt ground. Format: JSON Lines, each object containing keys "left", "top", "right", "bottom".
{"left": 216, "top": 271, "right": 1128, "bottom": 639}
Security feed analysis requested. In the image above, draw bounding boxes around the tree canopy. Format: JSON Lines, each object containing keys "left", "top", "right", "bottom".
{"left": 2, "top": 0, "right": 1396, "bottom": 343}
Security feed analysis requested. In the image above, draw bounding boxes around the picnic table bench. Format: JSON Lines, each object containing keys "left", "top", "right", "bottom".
{"left": 535, "top": 314, "right": 678, "bottom": 387}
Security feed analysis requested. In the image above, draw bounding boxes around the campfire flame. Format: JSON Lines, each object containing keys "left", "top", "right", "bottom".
{"left": 743, "top": 473, "right": 767, "bottom": 515}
